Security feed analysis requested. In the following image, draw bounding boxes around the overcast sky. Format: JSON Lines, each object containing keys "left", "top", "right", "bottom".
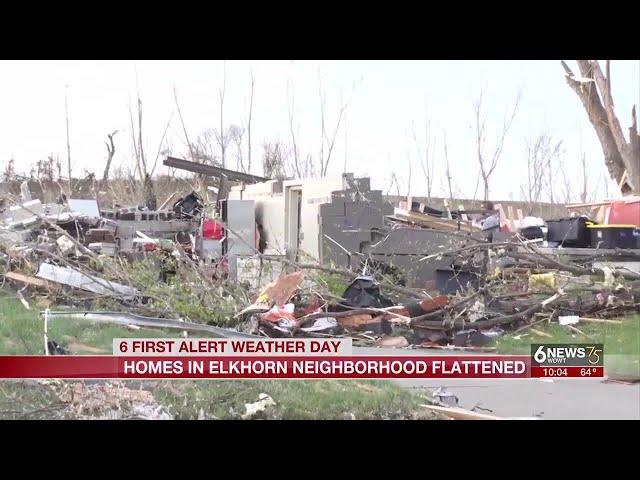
{"left": 1, "top": 60, "right": 638, "bottom": 201}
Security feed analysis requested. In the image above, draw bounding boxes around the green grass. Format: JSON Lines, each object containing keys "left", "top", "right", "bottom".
{"left": 0, "top": 293, "right": 184, "bottom": 355}
{"left": 153, "top": 379, "right": 428, "bottom": 420}
{"left": 0, "top": 293, "right": 433, "bottom": 419}
{"left": 495, "top": 314, "right": 640, "bottom": 378}
{"left": 0, "top": 380, "right": 68, "bottom": 419}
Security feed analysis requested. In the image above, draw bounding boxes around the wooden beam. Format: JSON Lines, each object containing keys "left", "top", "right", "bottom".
{"left": 420, "top": 404, "right": 503, "bottom": 420}
{"left": 4, "top": 272, "right": 58, "bottom": 291}
{"left": 163, "top": 156, "right": 268, "bottom": 184}
{"left": 579, "top": 317, "right": 623, "bottom": 325}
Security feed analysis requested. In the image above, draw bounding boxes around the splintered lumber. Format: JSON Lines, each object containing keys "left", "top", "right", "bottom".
{"left": 158, "top": 191, "right": 178, "bottom": 211}
{"left": 420, "top": 345, "right": 497, "bottom": 353}
{"left": 338, "top": 314, "right": 376, "bottom": 329}
{"left": 529, "top": 328, "right": 553, "bottom": 338}
{"left": 390, "top": 210, "right": 480, "bottom": 233}
{"left": 257, "top": 271, "right": 305, "bottom": 306}
{"left": 236, "top": 271, "right": 306, "bottom": 317}
{"left": 4, "top": 271, "right": 61, "bottom": 293}
{"left": 513, "top": 316, "right": 550, "bottom": 333}
{"left": 578, "top": 317, "right": 624, "bottom": 324}
{"left": 4, "top": 271, "right": 51, "bottom": 289}
{"left": 420, "top": 404, "right": 503, "bottom": 420}
{"left": 387, "top": 295, "right": 449, "bottom": 317}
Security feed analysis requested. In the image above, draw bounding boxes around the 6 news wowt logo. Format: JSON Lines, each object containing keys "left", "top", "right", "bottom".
{"left": 531, "top": 344, "right": 604, "bottom": 367}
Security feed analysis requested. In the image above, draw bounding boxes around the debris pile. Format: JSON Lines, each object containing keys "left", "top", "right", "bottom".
{"left": 1, "top": 170, "right": 639, "bottom": 352}
{"left": 54, "top": 381, "right": 172, "bottom": 420}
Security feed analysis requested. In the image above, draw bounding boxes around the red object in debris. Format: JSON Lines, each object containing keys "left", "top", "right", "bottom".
{"left": 607, "top": 200, "right": 640, "bottom": 227}
{"left": 260, "top": 306, "right": 298, "bottom": 324}
{"left": 202, "top": 218, "right": 224, "bottom": 240}
{"left": 143, "top": 243, "right": 157, "bottom": 252}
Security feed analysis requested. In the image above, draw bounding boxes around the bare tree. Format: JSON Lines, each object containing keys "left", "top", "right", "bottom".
{"left": 473, "top": 89, "right": 521, "bottom": 201}
{"left": 521, "top": 132, "right": 563, "bottom": 204}
{"left": 287, "top": 80, "right": 301, "bottom": 178}
{"left": 136, "top": 89, "right": 148, "bottom": 180}
{"left": 64, "top": 86, "right": 72, "bottom": 196}
{"left": 128, "top": 96, "right": 142, "bottom": 181}
{"left": 149, "top": 114, "right": 174, "bottom": 177}
{"left": 443, "top": 132, "right": 454, "bottom": 204}
{"left": 388, "top": 171, "right": 401, "bottom": 198}
{"left": 228, "top": 125, "right": 245, "bottom": 172}
{"left": 406, "top": 152, "right": 412, "bottom": 197}
{"left": 413, "top": 118, "right": 435, "bottom": 201}
{"left": 174, "top": 85, "right": 196, "bottom": 162}
{"left": 319, "top": 70, "right": 325, "bottom": 173}
{"left": 262, "top": 141, "right": 288, "bottom": 180}
{"left": 127, "top": 84, "right": 170, "bottom": 209}
{"left": 580, "top": 153, "right": 588, "bottom": 203}
{"left": 561, "top": 60, "right": 639, "bottom": 195}
{"left": 102, "top": 130, "right": 118, "bottom": 183}
{"left": 321, "top": 95, "right": 348, "bottom": 177}
{"left": 174, "top": 83, "right": 218, "bottom": 201}
{"left": 191, "top": 130, "right": 219, "bottom": 165}
{"left": 317, "top": 70, "right": 349, "bottom": 177}
{"left": 559, "top": 163, "right": 573, "bottom": 204}
{"left": 217, "top": 61, "right": 227, "bottom": 168}
{"left": 247, "top": 72, "right": 255, "bottom": 174}
{"left": 305, "top": 154, "right": 318, "bottom": 178}
{"left": 2, "top": 158, "right": 16, "bottom": 182}
{"left": 343, "top": 111, "right": 348, "bottom": 173}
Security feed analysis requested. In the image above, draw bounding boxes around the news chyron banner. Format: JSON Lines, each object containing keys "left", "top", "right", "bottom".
{"left": 0, "top": 339, "right": 605, "bottom": 380}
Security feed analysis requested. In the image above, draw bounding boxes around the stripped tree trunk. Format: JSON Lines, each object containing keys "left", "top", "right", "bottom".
{"left": 102, "top": 131, "right": 117, "bottom": 184}
{"left": 561, "top": 60, "right": 639, "bottom": 195}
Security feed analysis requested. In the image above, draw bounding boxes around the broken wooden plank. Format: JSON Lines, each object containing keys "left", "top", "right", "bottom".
{"left": 420, "top": 404, "right": 503, "bottom": 420}
{"left": 529, "top": 327, "right": 553, "bottom": 338}
{"left": 4, "top": 271, "right": 52, "bottom": 289}
{"left": 338, "top": 314, "right": 376, "bottom": 329}
{"left": 419, "top": 345, "right": 497, "bottom": 352}
{"left": 457, "top": 204, "right": 467, "bottom": 221}
{"left": 158, "top": 191, "right": 178, "bottom": 211}
{"left": 392, "top": 210, "right": 480, "bottom": 232}
{"left": 389, "top": 295, "right": 449, "bottom": 318}
{"left": 579, "top": 317, "right": 624, "bottom": 324}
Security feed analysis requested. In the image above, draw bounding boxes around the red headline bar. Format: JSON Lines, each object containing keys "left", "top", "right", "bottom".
{"left": 0, "top": 355, "right": 534, "bottom": 379}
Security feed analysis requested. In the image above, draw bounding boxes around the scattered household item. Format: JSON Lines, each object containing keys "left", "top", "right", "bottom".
{"left": 341, "top": 276, "right": 394, "bottom": 309}
{"left": 588, "top": 224, "right": 638, "bottom": 249}
{"left": 546, "top": 217, "right": 591, "bottom": 247}
{"left": 433, "top": 387, "right": 459, "bottom": 407}
{"left": 173, "top": 191, "right": 204, "bottom": 219}
{"left": 453, "top": 329, "right": 493, "bottom": 347}
{"left": 242, "top": 393, "right": 276, "bottom": 419}
{"left": 558, "top": 315, "right": 580, "bottom": 326}
{"left": 519, "top": 226, "right": 544, "bottom": 240}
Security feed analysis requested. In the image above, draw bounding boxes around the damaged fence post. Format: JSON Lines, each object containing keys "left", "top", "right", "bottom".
{"left": 44, "top": 308, "right": 50, "bottom": 356}
{"left": 180, "top": 317, "right": 187, "bottom": 338}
